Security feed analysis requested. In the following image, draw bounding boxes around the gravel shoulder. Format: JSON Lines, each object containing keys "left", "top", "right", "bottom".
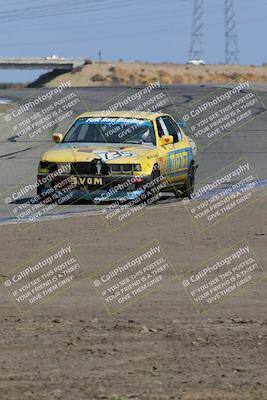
{"left": 0, "top": 191, "right": 267, "bottom": 400}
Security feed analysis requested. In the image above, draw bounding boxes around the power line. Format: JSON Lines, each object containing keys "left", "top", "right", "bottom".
{"left": 0, "top": 0, "right": 162, "bottom": 22}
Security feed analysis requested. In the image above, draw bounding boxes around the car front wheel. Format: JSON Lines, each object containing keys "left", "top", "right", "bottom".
{"left": 179, "top": 163, "right": 195, "bottom": 199}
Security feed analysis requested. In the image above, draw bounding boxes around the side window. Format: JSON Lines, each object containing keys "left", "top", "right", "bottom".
{"left": 156, "top": 118, "right": 166, "bottom": 138}
{"left": 162, "top": 117, "right": 182, "bottom": 143}
{"left": 172, "top": 120, "right": 183, "bottom": 142}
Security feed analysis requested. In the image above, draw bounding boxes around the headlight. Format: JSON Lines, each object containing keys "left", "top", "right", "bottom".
{"left": 57, "top": 162, "right": 71, "bottom": 174}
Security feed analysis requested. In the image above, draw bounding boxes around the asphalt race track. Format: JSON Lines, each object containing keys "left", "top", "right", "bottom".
{"left": 0, "top": 84, "right": 266, "bottom": 225}
{"left": 1, "top": 84, "right": 267, "bottom": 400}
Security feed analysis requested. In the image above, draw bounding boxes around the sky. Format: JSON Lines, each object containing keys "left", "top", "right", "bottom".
{"left": 0, "top": 0, "right": 266, "bottom": 82}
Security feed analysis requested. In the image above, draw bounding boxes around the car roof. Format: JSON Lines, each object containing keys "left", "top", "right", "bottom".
{"left": 76, "top": 111, "right": 170, "bottom": 121}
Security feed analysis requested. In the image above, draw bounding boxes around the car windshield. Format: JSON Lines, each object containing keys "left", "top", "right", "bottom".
{"left": 63, "top": 117, "right": 156, "bottom": 145}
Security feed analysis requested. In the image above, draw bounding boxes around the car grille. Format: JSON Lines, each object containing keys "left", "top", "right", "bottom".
{"left": 71, "top": 160, "right": 109, "bottom": 175}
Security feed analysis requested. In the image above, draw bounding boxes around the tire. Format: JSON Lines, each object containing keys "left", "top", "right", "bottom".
{"left": 179, "top": 163, "right": 195, "bottom": 199}
{"left": 143, "top": 164, "right": 161, "bottom": 204}
{"left": 37, "top": 186, "right": 42, "bottom": 196}
{"left": 36, "top": 185, "right": 56, "bottom": 203}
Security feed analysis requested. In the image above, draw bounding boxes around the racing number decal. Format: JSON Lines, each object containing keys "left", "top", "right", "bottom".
{"left": 168, "top": 150, "right": 189, "bottom": 174}
{"left": 92, "top": 150, "right": 137, "bottom": 161}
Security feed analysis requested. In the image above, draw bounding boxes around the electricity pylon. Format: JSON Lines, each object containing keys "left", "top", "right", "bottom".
{"left": 225, "top": 0, "right": 239, "bottom": 64}
{"left": 189, "top": 0, "right": 204, "bottom": 61}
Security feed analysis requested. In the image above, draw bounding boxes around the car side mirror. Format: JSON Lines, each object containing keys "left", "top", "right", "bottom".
{"left": 52, "top": 133, "right": 63, "bottom": 143}
{"left": 160, "top": 135, "right": 173, "bottom": 146}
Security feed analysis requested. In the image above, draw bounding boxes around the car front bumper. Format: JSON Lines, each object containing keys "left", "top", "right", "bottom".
{"left": 37, "top": 174, "right": 150, "bottom": 202}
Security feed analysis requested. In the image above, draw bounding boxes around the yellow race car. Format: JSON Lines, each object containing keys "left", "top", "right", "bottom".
{"left": 37, "top": 111, "right": 198, "bottom": 203}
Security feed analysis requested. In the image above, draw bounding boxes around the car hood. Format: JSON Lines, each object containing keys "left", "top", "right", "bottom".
{"left": 42, "top": 142, "right": 156, "bottom": 163}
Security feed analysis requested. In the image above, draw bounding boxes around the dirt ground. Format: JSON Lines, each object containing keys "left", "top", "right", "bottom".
{"left": 0, "top": 190, "right": 267, "bottom": 400}
{"left": 44, "top": 62, "right": 267, "bottom": 87}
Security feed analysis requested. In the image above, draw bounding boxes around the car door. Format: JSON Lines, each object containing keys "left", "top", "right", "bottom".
{"left": 160, "top": 116, "right": 191, "bottom": 183}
